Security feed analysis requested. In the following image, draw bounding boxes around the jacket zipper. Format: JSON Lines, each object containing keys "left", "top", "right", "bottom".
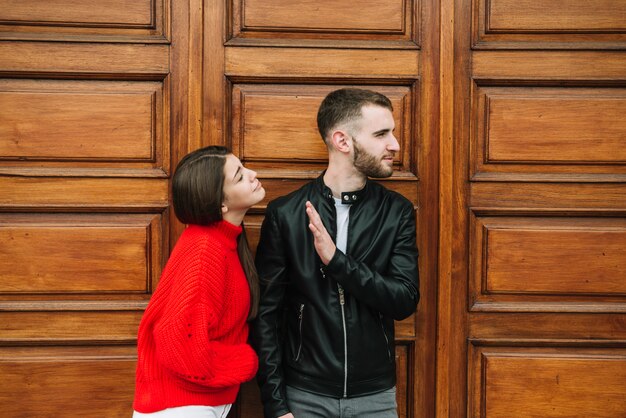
{"left": 295, "top": 303, "right": 304, "bottom": 362}
{"left": 379, "top": 312, "right": 391, "bottom": 360}
{"left": 338, "top": 284, "right": 348, "bottom": 397}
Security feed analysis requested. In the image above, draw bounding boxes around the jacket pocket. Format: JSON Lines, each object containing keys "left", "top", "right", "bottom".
{"left": 379, "top": 312, "right": 392, "bottom": 361}
{"left": 294, "top": 303, "right": 305, "bottom": 362}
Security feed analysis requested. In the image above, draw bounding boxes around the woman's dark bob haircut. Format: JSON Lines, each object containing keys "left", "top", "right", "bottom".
{"left": 172, "top": 145, "right": 229, "bottom": 226}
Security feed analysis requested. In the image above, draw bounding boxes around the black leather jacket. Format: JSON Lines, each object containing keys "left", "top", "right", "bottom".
{"left": 251, "top": 174, "right": 419, "bottom": 418}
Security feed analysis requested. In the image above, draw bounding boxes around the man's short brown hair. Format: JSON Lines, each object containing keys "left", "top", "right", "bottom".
{"left": 317, "top": 88, "right": 393, "bottom": 143}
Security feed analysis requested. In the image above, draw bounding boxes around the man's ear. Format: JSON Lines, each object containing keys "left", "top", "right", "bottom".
{"left": 330, "top": 130, "right": 351, "bottom": 153}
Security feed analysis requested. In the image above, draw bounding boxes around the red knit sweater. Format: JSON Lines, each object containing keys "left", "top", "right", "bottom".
{"left": 133, "top": 220, "right": 258, "bottom": 413}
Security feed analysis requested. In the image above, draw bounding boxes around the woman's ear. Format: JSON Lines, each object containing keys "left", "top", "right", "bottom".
{"left": 221, "top": 203, "right": 228, "bottom": 214}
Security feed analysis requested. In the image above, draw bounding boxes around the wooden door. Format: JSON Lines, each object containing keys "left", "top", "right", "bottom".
{"left": 0, "top": 0, "right": 438, "bottom": 416}
{"left": 218, "top": 1, "right": 439, "bottom": 417}
{"left": 438, "top": 0, "right": 626, "bottom": 417}
{"left": 2, "top": 1, "right": 624, "bottom": 417}
{"left": 0, "top": 1, "right": 187, "bottom": 417}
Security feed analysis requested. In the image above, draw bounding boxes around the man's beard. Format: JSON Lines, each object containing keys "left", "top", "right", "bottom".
{"left": 353, "top": 139, "right": 394, "bottom": 178}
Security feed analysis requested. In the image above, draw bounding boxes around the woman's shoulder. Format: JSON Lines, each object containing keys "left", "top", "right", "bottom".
{"left": 170, "top": 227, "right": 228, "bottom": 266}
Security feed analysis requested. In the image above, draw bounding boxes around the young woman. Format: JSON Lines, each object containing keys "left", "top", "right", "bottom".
{"left": 133, "top": 146, "right": 265, "bottom": 418}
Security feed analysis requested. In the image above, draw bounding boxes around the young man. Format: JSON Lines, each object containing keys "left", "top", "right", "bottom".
{"left": 251, "top": 88, "right": 420, "bottom": 418}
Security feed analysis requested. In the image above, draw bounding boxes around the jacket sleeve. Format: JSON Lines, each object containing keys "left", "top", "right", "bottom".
{"left": 324, "top": 202, "right": 419, "bottom": 320}
{"left": 250, "top": 209, "right": 291, "bottom": 418}
{"left": 153, "top": 246, "right": 258, "bottom": 389}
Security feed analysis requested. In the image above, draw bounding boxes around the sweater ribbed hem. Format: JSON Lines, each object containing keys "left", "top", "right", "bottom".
{"left": 133, "top": 378, "right": 240, "bottom": 413}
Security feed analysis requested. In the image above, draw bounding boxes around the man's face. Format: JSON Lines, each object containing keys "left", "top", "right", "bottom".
{"left": 350, "top": 105, "right": 399, "bottom": 178}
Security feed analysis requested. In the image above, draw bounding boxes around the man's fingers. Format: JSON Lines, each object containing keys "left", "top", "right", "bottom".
{"left": 306, "top": 206, "right": 326, "bottom": 233}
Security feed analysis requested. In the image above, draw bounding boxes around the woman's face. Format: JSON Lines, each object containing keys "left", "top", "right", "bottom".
{"left": 221, "top": 154, "right": 265, "bottom": 215}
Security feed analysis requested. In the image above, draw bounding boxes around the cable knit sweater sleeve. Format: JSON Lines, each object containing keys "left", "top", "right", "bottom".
{"left": 152, "top": 239, "right": 258, "bottom": 389}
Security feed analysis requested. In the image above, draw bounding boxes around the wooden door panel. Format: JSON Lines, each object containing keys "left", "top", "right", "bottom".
{"left": 470, "top": 183, "right": 626, "bottom": 209}
{"left": 0, "top": 177, "right": 169, "bottom": 208}
{"left": 0, "top": 214, "right": 163, "bottom": 295}
{"left": 470, "top": 86, "right": 626, "bottom": 178}
{"left": 0, "top": 0, "right": 154, "bottom": 26}
{"left": 472, "top": 51, "right": 626, "bottom": 79}
{"left": 0, "top": 311, "right": 141, "bottom": 343}
{"left": 0, "top": 90, "right": 153, "bottom": 159}
{"left": 0, "top": 81, "right": 162, "bottom": 161}
{"left": 481, "top": 94, "right": 626, "bottom": 163}
{"left": 230, "top": 0, "right": 418, "bottom": 45}
{"left": 0, "top": 41, "right": 168, "bottom": 74}
{"left": 240, "top": 0, "right": 404, "bottom": 31}
{"left": 470, "top": 216, "right": 626, "bottom": 310}
{"left": 395, "top": 343, "right": 412, "bottom": 417}
{"left": 226, "top": 47, "right": 419, "bottom": 78}
{"left": 469, "top": 346, "right": 626, "bottom": 418}
{"left": 470, "top": 313, "right": 626, "bottom": 340}
{"left": 484, "top": 229, "right": 626, "bottom": 294}
{"left": 485, "top": 0, "right": 626, "bottom": 31}
{"left": 231, "top": 84, "right": 416, "bottom": 173}
{"left": 0, "top": 1, "right": 175, "bottom": 416}
{"left": 473, "top": 0, "right": 626, "bottom": 48}
{"left": 444, "top": 0, "right": 626, "bottom": 416}
{"left": 0, "top": 0, "right": 167, "bottom": 42}
{"left": 0, "top": 346, "right": 136, "bottom": 418}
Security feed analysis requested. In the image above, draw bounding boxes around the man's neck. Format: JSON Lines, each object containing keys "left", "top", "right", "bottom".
{"left": 323, "top": 163, "right": 366, "bottom": 198}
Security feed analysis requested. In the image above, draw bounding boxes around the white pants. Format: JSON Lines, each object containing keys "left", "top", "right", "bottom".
{"left": 133, "top": 404, "right": 231, "bottom": 418}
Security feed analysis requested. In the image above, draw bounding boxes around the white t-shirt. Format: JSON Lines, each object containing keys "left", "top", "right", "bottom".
{"left": 333, "top": 197, "right": 350, "bottom": 254}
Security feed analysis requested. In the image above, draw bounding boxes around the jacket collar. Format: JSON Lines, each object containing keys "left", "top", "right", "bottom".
{"left": 314, "top": 172, "right": 369, "bottom": 205}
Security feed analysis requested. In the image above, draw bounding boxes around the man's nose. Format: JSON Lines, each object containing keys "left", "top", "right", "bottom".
{"left": 388, "top": 134, "right": 400, "bottom": 151}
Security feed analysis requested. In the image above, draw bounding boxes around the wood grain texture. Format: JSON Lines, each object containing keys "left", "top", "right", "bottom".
{"left": 486, "top": 229, "right": 626, "bottom": 294}
{"left": 0, "top": 346, "right": 136, "bottom": 418}
{"left": 0, "top": 177, "right": 169, "bottom": 209}
{"left": 470, "top": 216, "right": 626, "bottom": 307}
{"left": 470, "top": 85, "right": 626, "bottom": 180}
{"left": 472, "top": 51, "right": 626, "bottom": 80}
{"left": 0, "top": 213, "right": 163, "bottom": 294}
{"left": 0, "top": 83, "right": 160, "bottom": 161}
{"left": 229, "top": 0, "right": 417, "bottom": 46}
{"left": 0, "top": 1, "right": 170, "bottom": 418}
{"left": 0, "top": 41, "right": 169, "bottom": 75}
{"left": 0, "top": 0, "right": 154, "bottom": 26}
{"left": 226, "top": 47, "right": 419, "bottom": 79}
{"left": 486, "top": 0, "right": 626, "bottom": 32}
{"left": 0, "top": 79, "right": 169, "bottom": 177}
{"left": 0, "top": 311, "right": 142, "bottom": 342}
{"left": 472, "top": 0, "right": 626, "bottom": 48}
{"left": 242, "top": 0, "right": 404, "bottom": 31}
{"left": 469, "top": 345, "right": 626, "bottom": 418}
{"left": 0, "top": 0, "right": 167, "bottom": 42}
{"left": 484, "top": 353, "right": 626, "bottom": 417}
{"left": 469, "top": 313, "right": 626, "bottom": 340}
{"left": 231, "top": 84, "right": 413, "bottom": 172}
{"left": 458, "top": 0, "right": 626, "bottom": 415}
{"left": 484, "top": 93, "right": 626, "bottom": 163}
